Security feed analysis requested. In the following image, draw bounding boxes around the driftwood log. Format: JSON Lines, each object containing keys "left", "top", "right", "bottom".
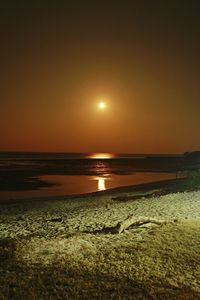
{"left": 86, "top": 215, "right": 177, "bottom": 234}
{"left": 112, "top": 215, "right": 176, "bottom": 234}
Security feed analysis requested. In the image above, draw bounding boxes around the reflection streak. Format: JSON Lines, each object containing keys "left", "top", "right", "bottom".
{"left": 98, "top": 177, "right": 106, "bottom": 191}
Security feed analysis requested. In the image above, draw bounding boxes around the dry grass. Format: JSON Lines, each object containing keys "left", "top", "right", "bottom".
{"left": 1, "top": 220, "right": 200, "bottom": 299}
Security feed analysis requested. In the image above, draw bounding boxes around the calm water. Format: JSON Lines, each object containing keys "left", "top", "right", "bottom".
{"left": 0, "top": 152, "right": 178, "bottom": 201}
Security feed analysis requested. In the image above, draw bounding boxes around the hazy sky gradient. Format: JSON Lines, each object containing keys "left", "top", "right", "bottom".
{"left": 1, "top": 1, "right": 200, "bottom": 153}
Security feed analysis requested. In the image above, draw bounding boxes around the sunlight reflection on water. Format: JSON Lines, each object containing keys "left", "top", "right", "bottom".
{"left": 98, "top": 178, "right": 105, "bottom": 191}
{"left": 0, "top": 172, "right": 175, "bottom": 201}
{"left": 87, "top": 153, "right": 115, "bottom": 159}
{"left": 94, "top": 177, "right": 106, "bottom": 191}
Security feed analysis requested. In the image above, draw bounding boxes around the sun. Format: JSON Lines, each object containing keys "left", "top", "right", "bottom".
{"left": 98, "top": 101, "right": 106, "bottom": 110}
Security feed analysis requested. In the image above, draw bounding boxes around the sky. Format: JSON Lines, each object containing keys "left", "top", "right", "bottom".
{"left": 0, "top": 0, "right": 200, "bottom": 154}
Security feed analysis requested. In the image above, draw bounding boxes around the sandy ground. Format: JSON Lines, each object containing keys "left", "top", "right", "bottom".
{"left": 1, "top": 189, "right": 200, "bottom": 239}
{"left": 1, "top": 187, "right": 200, "bottom": 299}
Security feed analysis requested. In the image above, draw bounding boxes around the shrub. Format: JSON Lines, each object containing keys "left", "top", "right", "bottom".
{"left": 184, "top": 169, "right": 200, "bottom": 190}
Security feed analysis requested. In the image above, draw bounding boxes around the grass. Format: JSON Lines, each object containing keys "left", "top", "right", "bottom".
{"left": 1, "top": 220, "right": 200, "bottom": 299}
{"left": 182, "top": 169, "right": 200, "bottom": 191}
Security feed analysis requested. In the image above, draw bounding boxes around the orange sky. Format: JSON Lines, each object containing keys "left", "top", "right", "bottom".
{"left": 0, "top": 1, "right": 200, "bottom": 154}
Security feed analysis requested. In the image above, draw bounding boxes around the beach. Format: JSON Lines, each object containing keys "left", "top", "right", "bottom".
{"left": 1, "top": 0, "right": 200, "bottom": 298}
{"left": 1, "top": 182, "right": 200, "bottom": 299}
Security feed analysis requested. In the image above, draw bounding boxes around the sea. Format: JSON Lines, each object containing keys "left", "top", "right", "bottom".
{"left": 0, "top": 152, "right": 181, "bottom": 201}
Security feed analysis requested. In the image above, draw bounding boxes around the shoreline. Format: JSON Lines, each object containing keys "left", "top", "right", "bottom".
{"left": 0, "top": 177, "right": 187, "bottom": 205}
{"left": 0, "top": 177, "right": 200, "bottom": 298}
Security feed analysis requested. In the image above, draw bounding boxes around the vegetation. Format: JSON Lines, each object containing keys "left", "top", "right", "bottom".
{"left": 183, "top": 169, "right": 200, "bottom": 191}
{"left": 1, "top": 220, "right": 200, "bottom": 299}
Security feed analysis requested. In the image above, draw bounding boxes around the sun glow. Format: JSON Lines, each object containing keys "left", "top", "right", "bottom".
{"left": 98, "top": 101, "right": 106, "bottom": 110}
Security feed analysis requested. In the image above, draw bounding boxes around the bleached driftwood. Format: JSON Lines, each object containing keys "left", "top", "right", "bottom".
{"left": 113, "top": 215, "right": 175, "bottom": 234}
